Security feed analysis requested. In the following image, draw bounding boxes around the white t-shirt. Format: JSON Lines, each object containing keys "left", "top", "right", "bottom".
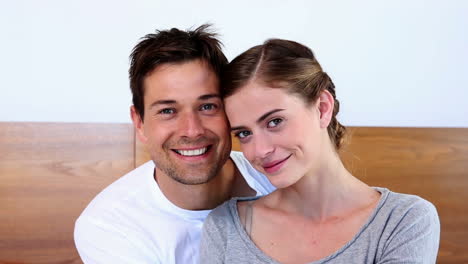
{"left": 74, "top": 151, "right": 274, "bottom": 264}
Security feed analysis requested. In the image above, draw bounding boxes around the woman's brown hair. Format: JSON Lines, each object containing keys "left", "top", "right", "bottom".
{"left": 222, "top": 39, "right": 346, "bottom": 149}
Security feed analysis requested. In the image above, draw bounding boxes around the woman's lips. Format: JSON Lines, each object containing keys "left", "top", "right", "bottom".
{"left": 262, "top": 154, "right": 291, "bottom": 174}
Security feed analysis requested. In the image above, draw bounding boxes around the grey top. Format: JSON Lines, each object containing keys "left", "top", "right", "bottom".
{"left": 200, "top": 187, "right": 440, "bottom": 264}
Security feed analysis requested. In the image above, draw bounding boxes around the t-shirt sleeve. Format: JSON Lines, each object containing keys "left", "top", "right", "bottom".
{"left": 231, "top": 151, "right": 276, "bottom": 195}
{"left": 74, "top": 216, "right": 160, "bottom": 264}
{"left": 199, "top": 204, "right": 230, "bottom": 264}
{"left": 378, "top": 198, "right": 440, "bottom": 264}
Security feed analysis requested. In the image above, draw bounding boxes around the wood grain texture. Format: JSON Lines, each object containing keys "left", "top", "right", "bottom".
{"left": 135, "top": 135, "right": 151, "bottom": 168}
{"left": 339, "top": 127, "right": 468, "bottom": 264}
{"left": 2, "top": 123, "right": 467, "bottom": 263}
{"left": 0, "top": 122, "right": 134, "bottom": 264}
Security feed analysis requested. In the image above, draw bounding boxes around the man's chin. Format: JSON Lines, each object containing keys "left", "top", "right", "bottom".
{"left": 161, "top": 163, "right": 219, "bottom": 185}
{"left": 169, "top": 171, "right": 217, "bottom": 185}
{"left": 155, "top": 150, "right": 225, "bottom": 185}
{"left": 173, "top": 177, "right": 210, "bottom": 185}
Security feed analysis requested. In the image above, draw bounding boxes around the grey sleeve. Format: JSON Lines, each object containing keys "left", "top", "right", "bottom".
{"left": 200, "top": 205, "right": 230, "bottom": 264}
{"left": 378, "top": 199, "right": 440, "bottom": 264}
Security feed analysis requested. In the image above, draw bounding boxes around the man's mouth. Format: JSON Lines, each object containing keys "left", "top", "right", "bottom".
{"left": 173, "top": 146, "right": 211, "bottom": 157}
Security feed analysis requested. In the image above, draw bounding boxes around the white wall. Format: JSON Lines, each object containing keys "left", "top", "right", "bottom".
{"left": 1, "top": 0, "right": 467, "bottom": 126}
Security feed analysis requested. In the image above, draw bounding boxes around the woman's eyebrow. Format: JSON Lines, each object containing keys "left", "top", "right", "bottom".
{"left": 256, "top": 109, "right": 284, "bottom": 124}
{"left": 230, "top": 109, "right": 285, "bottom": 132}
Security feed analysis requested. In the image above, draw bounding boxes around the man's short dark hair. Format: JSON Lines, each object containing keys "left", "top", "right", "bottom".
{"left": 129, "top": 24, "right": 228, "bottom": 119}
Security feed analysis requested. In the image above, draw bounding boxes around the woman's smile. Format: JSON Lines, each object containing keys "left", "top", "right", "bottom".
{"left": 262, "top": 154, "right": 292, "bottom": 174}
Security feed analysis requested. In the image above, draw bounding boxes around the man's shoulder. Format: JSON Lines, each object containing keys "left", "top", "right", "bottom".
{"left": 74, "top": 161, "right": 196, "bottom": 263}
{"left": 230, "top": 151, "right": 249, "bottom": 166}
{"left": 230, "top": 151, "right": 259, "bottom": 180}
{"left": 74, "top": 160, "right": 209, "bottom": 262}
{"left": 230, "top": 151, "right": 275, "bottom": 195}
{"left": 77, "top": 161, "right": 155, "bottom": 223}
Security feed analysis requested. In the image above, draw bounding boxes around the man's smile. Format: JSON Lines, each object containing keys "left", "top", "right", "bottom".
{"left": 171, "top": 145, "right": 213, "bottom": 158}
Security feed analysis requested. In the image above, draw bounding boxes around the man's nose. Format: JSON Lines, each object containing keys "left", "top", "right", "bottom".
{"left": 179, "top": 112, "right": 204, "bottom": 138}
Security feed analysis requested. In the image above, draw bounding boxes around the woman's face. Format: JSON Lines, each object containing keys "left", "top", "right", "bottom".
{"left": 225, "top": 81, "right": 331, "bottom": 188}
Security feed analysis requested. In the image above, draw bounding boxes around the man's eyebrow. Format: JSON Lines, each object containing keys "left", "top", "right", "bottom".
{"left": 148, "top": 94, "right": 220, "bottom": 109}
{"left": 231, "top": 109, "right": 284, "bottom": 132}
{"left": 199, "top": 94, "right": 221, "bottom": 100}
{"left": 149, "top": 100, "right": 176, "bottom": 109}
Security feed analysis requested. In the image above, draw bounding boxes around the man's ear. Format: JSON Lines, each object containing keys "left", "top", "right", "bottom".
{"left": 317, "top": 90, "right": 334, "bottom": 128}
{"left": 130, "top": 106, "right": 148, "bottom": 143}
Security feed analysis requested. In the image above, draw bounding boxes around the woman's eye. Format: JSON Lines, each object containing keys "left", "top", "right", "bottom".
{"left": 267, "top": 118, "right": 283, "bottom": 128}
{"left": 235, "top": 131, "right": 252, "bottom": 139}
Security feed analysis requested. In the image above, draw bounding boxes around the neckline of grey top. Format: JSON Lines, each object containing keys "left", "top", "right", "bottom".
{"left": 228, "top": 187, "right": 390, "bottom": 264}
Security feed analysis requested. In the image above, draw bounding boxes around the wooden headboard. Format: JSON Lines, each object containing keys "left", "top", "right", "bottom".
{"left": 1, "top": 122, "right": 467, "bottom": 264}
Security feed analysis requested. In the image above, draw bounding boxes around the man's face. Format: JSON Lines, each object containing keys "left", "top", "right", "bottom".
{"left": 131, "top": 59, "right": 231, "bottom": 185}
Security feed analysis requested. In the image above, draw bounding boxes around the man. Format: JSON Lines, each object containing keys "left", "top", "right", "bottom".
{"left": 74, "top": 25, "right": 274, "bottom": 263}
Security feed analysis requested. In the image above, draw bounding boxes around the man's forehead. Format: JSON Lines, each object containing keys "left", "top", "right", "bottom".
{"left": 142, "top": 61, "right": 221, "bottom": 109}
{"left": 147, "top": 58, "right": 213, "bottom": 77}
{"left": 144, "top": 87, "right": 221, "bottom": 102}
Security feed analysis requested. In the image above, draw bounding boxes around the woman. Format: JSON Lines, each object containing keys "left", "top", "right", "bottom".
{"left": 200, "top": 39, "right": 440, "bottom": 263}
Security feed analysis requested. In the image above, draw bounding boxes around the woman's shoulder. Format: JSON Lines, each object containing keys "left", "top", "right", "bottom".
{"left": 373, "top": 187, "right": 439, "bottom": 229}
{"left": 366, "top": 188, "right": 440, "bottom": 262}
{"left": 378, "top": 188, "right": 437, "bottom": 214}
{"left": 205, "top": 199, "right": 234, "bottom": 223}
{"left": 205, "top": 196, "right": 259, "bottom": 226}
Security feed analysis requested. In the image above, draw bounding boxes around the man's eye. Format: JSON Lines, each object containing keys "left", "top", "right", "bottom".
{"left": 235, "top": 131, "right": 252, "bottom": 139}
{"left": 200, "top": 103, "right": 217, "bottom": 111}
{"left": 158, "top": 108, "right": 175, "bottom": 114}
{"left": 267, "top": 118, "right": 283, "bottom": 128}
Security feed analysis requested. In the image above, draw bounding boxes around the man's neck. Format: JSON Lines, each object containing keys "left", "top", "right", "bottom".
{"left": 155, "top": 158, "right": 255, "bottom": 211}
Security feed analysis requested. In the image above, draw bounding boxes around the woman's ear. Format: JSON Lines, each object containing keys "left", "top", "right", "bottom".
{"left": 130, "top": 106, "right": 148, "bottom": 143}
{"left": 317, "top": 90, "right": 334, "bottom": 128}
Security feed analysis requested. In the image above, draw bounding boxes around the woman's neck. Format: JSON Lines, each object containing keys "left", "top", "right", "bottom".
{"left": 264, "top": 149, "right": 376, "bottom": 222}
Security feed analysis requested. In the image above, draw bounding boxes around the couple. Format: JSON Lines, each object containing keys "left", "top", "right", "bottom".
{"left": 74, "top": 25, "right": 440, "bottom": 263}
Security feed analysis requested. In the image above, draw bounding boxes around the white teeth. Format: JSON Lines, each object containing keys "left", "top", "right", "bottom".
{"left": 176, "top": 147, "right": 207, "bottom": 156}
